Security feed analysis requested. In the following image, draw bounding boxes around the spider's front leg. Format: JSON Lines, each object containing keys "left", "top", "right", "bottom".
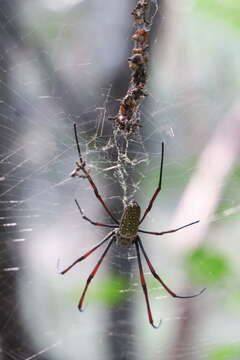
{"left": 71, "top": 123, "right": 119, "bottom": 224}
{"left": 74, "top": 199, "right": 117, "bottom": 229}
{"left": 140, "top": 142, "right": 164, "bottom": 224}
{"left": 70, "top": 160, "right": 89, "bottom": 178}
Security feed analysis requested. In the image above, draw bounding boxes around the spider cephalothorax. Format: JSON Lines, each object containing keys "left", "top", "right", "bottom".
{"left": 61, "top": 124, "right": 206, "bottom": 328}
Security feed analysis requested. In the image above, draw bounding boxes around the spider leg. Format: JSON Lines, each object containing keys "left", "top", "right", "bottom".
{"left": 74, "top": 123, "right": 84, "bottom": 164}
{"left": 73, "top": 124, "right": 119, "bottom": 225}
{"left": 140, "top": 142, "right": 164, "bottom": 224}
{"left": 138, "top": 238, "right": 206, "bottom": 298}
{"left": 138, "top": 220, "right": 199, "bottom": 236}
{"left": 78, "top": 237, "right": 114, "bottom": 311}
{"left": 135, "top": 239, "right": 162, "bottom": 329}
{"left": 60, "top": 230, "right": 115, "bottom": 275}
{"left": 75, "top": 199, "right": 118, "bottom": 229}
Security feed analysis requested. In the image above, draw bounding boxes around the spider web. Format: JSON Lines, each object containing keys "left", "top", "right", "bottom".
{"left": 1, "top": 1, "right": 240, "bottom": 360}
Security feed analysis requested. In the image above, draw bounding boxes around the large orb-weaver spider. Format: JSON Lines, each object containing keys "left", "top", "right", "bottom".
{"left": 61, "top": 124, "right": 206, "bottom": 328}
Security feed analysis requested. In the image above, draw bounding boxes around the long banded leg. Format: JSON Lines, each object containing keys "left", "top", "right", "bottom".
{"left": 73, "top": 124, "right": 119, "bottom": 224}
{"left": 75, "top": 200, "right": 117, "bottom": 229}
{"left": 135, "top": 240, "right": 161, "bottom": 329}
{"left": 60, "top": 230, "right": 115, "bottom": 275}
{"left": 138, "top": 220, "right": 199, "bottom": 236}
{"left": 140, "top": 142, "right": 164, "bottom": 224}
{"left": 138, "top": 238, "right": 206, "bottom": 298}
{"left": 78, "top": 237, "right": 114, "bottom": 311}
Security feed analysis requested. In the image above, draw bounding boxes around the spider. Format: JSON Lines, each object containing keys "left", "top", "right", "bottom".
{"left": 61, "top": 124, "right": 206, "bottom": 328}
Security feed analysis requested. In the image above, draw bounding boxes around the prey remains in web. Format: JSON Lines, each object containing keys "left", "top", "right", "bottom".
{"left": 61, "top": 124, "right": 206, "bottom": 329}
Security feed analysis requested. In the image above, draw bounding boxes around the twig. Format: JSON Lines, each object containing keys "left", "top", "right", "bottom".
{"left": 110, "top": 0, "right": 159, "bottom": 136}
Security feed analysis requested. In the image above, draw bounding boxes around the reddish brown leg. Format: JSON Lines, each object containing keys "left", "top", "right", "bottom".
{"left": 60, "top": 230, "right": 115, "bottom": 275}
{"left": 138, "top": 220, "right": 199, "bottom": 236}
{"left": 138, "top": 238, "right": 206, "bottom": 298}
{"left": 78, "top": 237, "right": 114, "bottom": 311}
{"left": 140, "top": 142, "right": 164, "bottom": 224}
{"left": 135, "top": 240, "right": 161, "bottom": 329}
{"left": 73, "top": 124, "right": 119, "bottom": 224}
{"left": 75, "top": 199, "right": 117, "bottom": 229}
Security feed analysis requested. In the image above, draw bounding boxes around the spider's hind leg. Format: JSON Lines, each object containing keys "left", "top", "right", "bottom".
{"left": 60, "top": 230, "right": 115, "bottom": 275}
{"left": 138, "top": 238, "right": 206, "bottom": 299}
{"left": 78, "top": 237, "right": 115, "bottom": 311}
{"left": 135, "top": 238, "right": 162, "bottom": 329}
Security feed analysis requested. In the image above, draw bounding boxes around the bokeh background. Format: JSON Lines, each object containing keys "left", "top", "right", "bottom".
{"left": 0, "top": 0, "right": 240, "bottom": 359}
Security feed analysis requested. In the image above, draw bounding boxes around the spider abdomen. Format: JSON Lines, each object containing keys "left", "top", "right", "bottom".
{"left": 116, "top": 201, "right": 141, "bottom": 248}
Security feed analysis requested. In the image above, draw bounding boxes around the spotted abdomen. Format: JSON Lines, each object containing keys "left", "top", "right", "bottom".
{"left": 116, "top": 201, "right": 141, "bottom": 248}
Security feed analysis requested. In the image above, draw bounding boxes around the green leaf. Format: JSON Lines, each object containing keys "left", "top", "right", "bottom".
{"left": 90, "top": 275, "right": 128, "bottom": 306}
{"left": 195, "top": 0, "right": 240, "bottom": 31}
{"left": 208, "top": 344, "right": 240, "bottom": 360}
{"left": 232, "top": 165, "right": 240, "bottom": 180}
{"left": 66, "top": 275, "right": 128, "bottom": 307}
{"left": 185, "top": 246, "right": 230, "bottom": 284}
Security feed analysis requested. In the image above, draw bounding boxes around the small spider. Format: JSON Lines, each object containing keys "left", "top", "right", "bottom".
{"left": 61, "top": 124, "right": 206, "bottom": 328}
